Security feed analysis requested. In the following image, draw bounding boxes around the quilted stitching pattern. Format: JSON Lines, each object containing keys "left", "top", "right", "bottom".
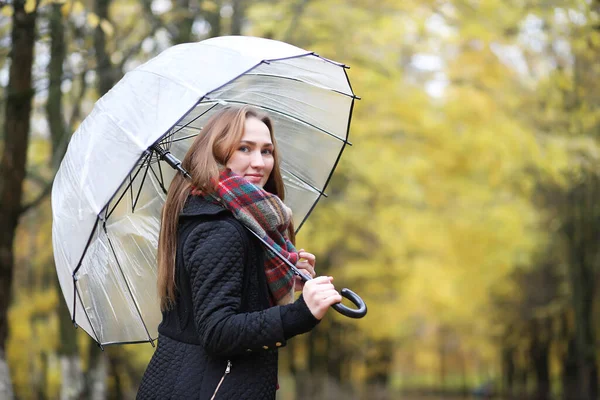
{"left": 187, "top": 220, "right": 287, "bottom": 356}
{"left": 137, "top": 197, "right": 318, "bottom": 399}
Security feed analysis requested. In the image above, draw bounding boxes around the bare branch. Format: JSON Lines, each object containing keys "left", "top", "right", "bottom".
{"left": 231, "top": 0, "right": 246, "bottom": 36}
{"left": 24, "top": 169, "right": 49, "bottom": 187}
{"left": 20, "top": 175, "right": 54, "bottom": 215}
{"left": 68, "top": 69, "right": 89, "bottom": 133}
{"left": 117, "top": 24, "right": 162, "bottom": 72}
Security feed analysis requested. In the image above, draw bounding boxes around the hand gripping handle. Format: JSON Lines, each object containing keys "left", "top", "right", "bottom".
{"left": 294, "top": 269, "right": 367, "bottom": 319}
{"left": 331, "top": 288, "right": 368, "bottom": 319}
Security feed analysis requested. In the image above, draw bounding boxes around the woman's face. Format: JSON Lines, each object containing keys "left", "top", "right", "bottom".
{"left": 226, "top": 117, "right": 274, "bottom": 188}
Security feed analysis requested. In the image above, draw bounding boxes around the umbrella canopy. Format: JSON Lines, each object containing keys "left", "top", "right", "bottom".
{"left": 51, "top": 36, "right": 356, "bottom": 346}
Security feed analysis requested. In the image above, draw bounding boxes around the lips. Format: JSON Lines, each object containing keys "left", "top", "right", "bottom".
{"left": 245, "top": 174, "right": 263, "bottom": 183}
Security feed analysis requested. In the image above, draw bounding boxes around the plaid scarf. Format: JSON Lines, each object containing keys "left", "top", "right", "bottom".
{"left": 192, "top": 169, "right": 297, "bottom": 305}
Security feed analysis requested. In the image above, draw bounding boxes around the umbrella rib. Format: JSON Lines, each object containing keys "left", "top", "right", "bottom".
{"left": 71, "top": 276, "right": 77, "bottom": 324}
{"left": 297, "top": 97, "right": 355, "bottom": 232}
{"left": 203, "top": 98, "right": 349, "bottom": 145}
{"left": 105, "top": 151, "right": 152, "bottom": 221}
{"left": 168, "top": 132, "right": 200, "bottom": 144}
{"left": 149, "top": 161, "right": 168, "bottom": 194}
{"left": 128, "top": 175, "right": 134, "bottom": 216}
{"left": 161, "top": 101, "right": 219, "bottom": 142}
{"left": 244, "top": 72, "right": 357, "bottom": 99}
{"left": 103, "top": 224, "right": 155, "bottom": 345}
{"left": 280, "top": 166, "right": 327, "bottom": 198}
{"left": 132, "top": 154, "right": 153, "bottom": 214}
{"left": 69, "top": 216, "right": 106, "bottom": 346}
{"left": 156, "top": 156, "right": 166, "bottom": 191}
{"left": 74, "top": 276, "right": 104, "bottom": 348}
{"left": 96, "top": 339, "right": 157, "bottom": 347}
{"left": 343, "top": 67, "right": 358, "bottom": 100}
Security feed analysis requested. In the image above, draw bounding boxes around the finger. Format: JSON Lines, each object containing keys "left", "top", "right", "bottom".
{"left": 298, "top": 251, "right": 314, "bottom": 259}
{"left": 322, "top": 290, "right": 342, "bottom": 300}
{"left": 298, "top": 252, "right": 316, "bottom": 266}
{"left": 310, "top": 276, "right": 332, "bottom": 284}
{"left": 304, "top": 283, "right": 334, "bottom": 298}
{"left": 325, "top": 294, "right": 343, "bottom": 306}
{"left": 318, "top": 290, "right": 340, "bottom": 300}
{"left": 315, "top": 282, "right": 335, "bottom": 290}
{"left": 296, "top": 263, "right": 315, "bottom": 278}
{"left": 312, "top": 285, "right": 336, "bottom": 295}
{"left": 301, "top": 268, "right": 316, "bottom": 279}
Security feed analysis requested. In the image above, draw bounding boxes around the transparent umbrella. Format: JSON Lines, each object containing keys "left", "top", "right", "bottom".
{"left": 51, "top": 36, "right": 366, "bottom": 347}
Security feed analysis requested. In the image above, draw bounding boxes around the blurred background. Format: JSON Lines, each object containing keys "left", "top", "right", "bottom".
{"left": 1, "top": 0, "right": 600, "bottom": 399}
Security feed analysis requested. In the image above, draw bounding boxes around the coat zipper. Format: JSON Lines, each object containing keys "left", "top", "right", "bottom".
{"left": 210, "top": 360, "right": 231, "bottom": 400}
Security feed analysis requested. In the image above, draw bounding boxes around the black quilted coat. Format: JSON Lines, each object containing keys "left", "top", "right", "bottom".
{"left": 137, "top": 196, "right": 319, "bottom": 399}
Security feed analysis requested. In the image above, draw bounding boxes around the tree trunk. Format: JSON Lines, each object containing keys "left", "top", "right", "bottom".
{"left": 60, "top": 353, "right": 84, "bottom": 400}
{"left": 205, "top": 0, "right": 222, "bottom": 38}
{"left": 230, "top": 0, "right": 246, "bottom": 35}
{"left": 45, "top": 6, "right": 85, "bottom": 398}
{"left": 458, "top": 351, "right": 468, "bottom": 398}
{"left": 438, "top": 327, "right": 448, "bottom": 394}
{"left": 502, "top": 344, "right": 515, "bottom": 398}
{"left": 108, "top": 353, "right": 123, "bottom": 400}
{"left": 563, "top": 2, "right": 600, "bottom": 393}
{"left": 326, "top": 320, "right": 343, "bottom": 382}
{"left": 515, "top": 351, "right": 528, "bottom": 399}
{"left": 295, "top": 327, "right": 327, "bottom": 400}
{"left": 563, "top": 337, "right": 579, "bottom": 400}
{"left": 84, "top": 343, "right": 108, "bottom": 400}
{"left": 364, "top": 339, "right": 393, "bottom": 400}
{"left": 58, "top": 278, "right": 84, "bottom": 400}
{"left": 530, "top": 320, "right": 550, "bottom": 400}
{"left": 0, "top": 1, "right": 37, "bottom": 398}
{"left": 94, "top": 0, "right": 116, "bottom": 96}
{"left": 47, "top": 3, "right": 67, "bottom": 169}
{"left": 288, "top": 338, "right": 311, "bottom": 400}
{"left": 564, "top": 175, "right": 599, "bottom": 400}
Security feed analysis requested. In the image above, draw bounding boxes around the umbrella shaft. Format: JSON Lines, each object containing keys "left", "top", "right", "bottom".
{"left": 151, "top": 144, "right": 190, "bottom": 178}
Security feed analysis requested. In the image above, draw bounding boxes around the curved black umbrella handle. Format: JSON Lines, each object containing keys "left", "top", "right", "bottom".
{"left": 294, "top": 269, "right": 367, "bottom": 319}
{"left": 331, "top": 288, "right": 367, "bottom": 319}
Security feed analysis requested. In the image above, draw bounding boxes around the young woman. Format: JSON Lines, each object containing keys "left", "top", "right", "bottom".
{"left": 137, "top": 106, "right": 342, "bottom": 399}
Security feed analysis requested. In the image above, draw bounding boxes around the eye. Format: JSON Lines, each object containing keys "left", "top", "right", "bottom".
{"left": 262, "top": 148, "right": 273, "bottom": 155}
{"left": 238, "top": 145, "right": 250, "bottom": 153}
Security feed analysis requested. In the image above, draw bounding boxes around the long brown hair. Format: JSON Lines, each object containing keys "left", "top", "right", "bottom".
{"left": 157, "top": 105, "right": 293, "bottom": 310}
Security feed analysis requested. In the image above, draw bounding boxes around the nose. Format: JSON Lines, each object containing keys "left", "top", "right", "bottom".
{"left": 250, "top": 150, "right": 265, "bottom": 168}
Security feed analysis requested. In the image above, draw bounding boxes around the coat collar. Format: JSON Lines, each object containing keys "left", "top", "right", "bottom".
{"left": 180, "top": 195, "right": 228, "bottom": 217}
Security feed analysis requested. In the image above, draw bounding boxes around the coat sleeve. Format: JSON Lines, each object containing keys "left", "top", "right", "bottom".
{"left": 185, "top": 217, "right": 319, "bottom": 358}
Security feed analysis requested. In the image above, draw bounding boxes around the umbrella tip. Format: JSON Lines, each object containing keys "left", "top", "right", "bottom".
{"left": 179, "top": 167, "right": 191, "bottom": 180}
